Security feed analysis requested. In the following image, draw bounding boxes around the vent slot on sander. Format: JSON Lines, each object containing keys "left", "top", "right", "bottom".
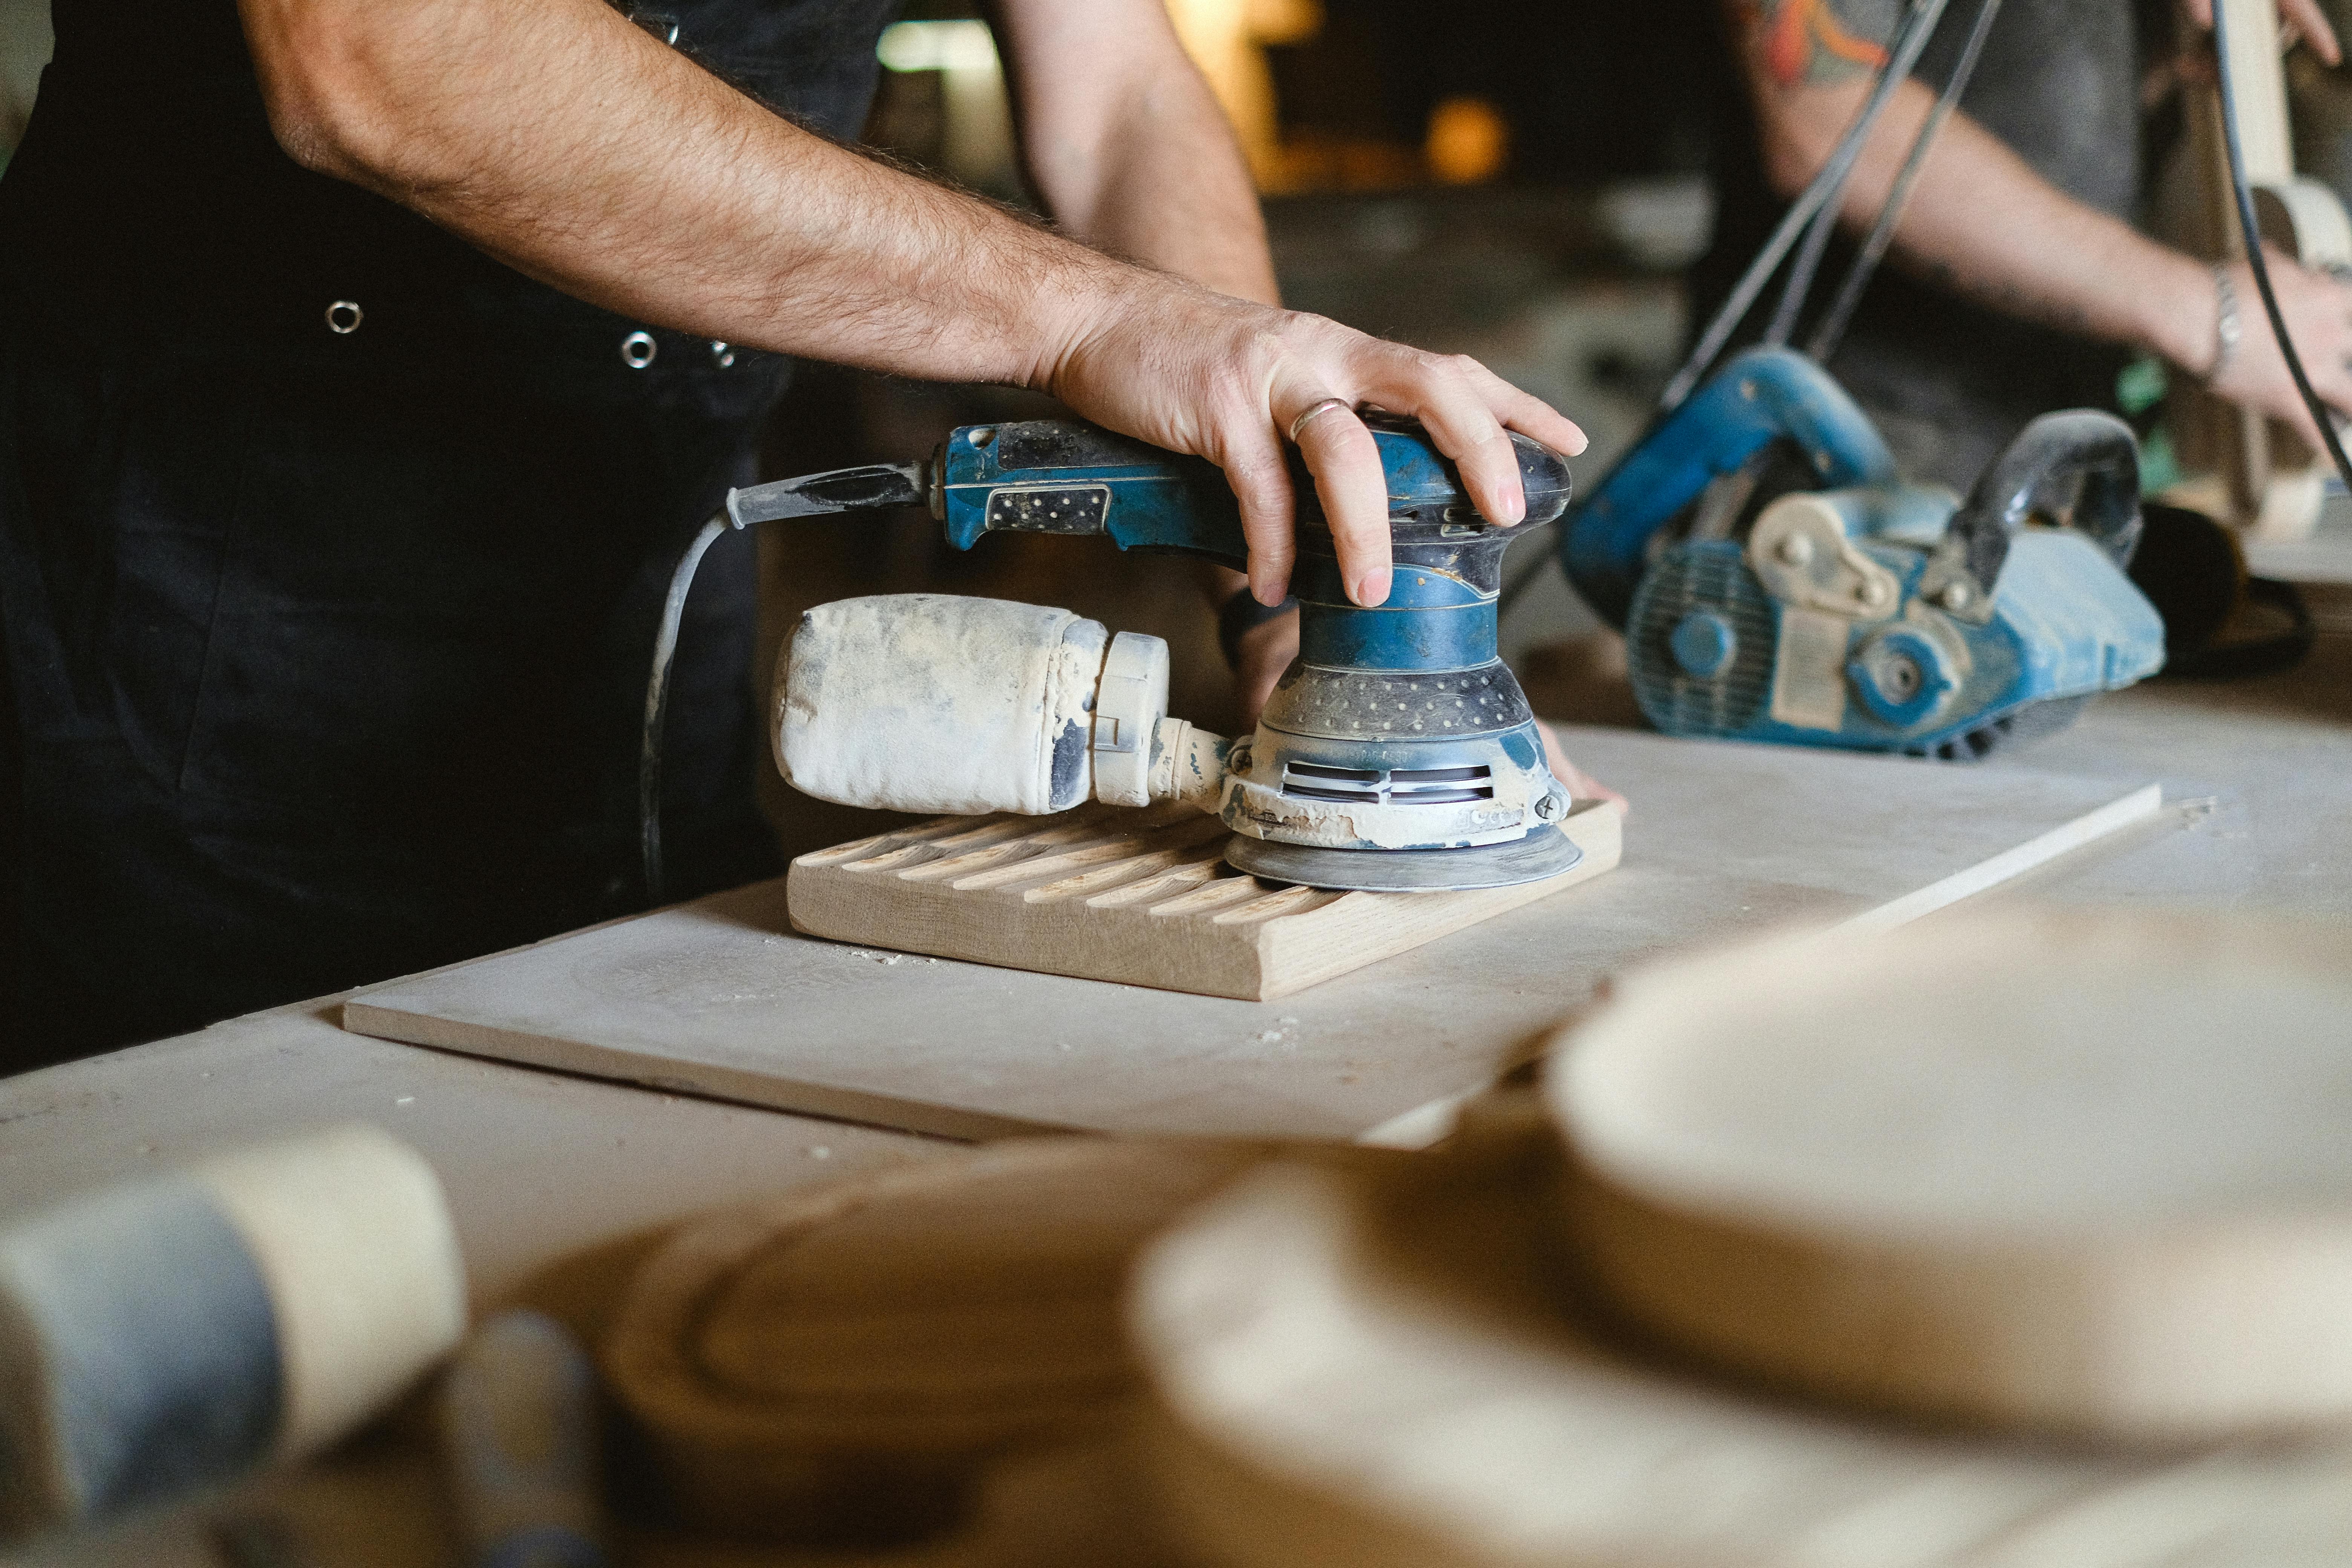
{"left": 1281, "top": 762, "right": 1495, "bottom": 806}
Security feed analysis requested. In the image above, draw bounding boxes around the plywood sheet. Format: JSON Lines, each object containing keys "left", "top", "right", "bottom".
{"left": 341, "top": 728, "right": 2164, "bottom": 1144}
{"left": 785, "top": 799, "right": 1622, "bottom": 1002}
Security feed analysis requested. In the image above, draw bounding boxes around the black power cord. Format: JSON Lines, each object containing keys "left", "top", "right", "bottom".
{"left": 641, "top": 511, "right": 736, "bottom": 908}
{"left": 1808, "top": 0, "right": 2005, "bottom": 361}
{"left": 1505, "top": 0, "right": 1983, "bottom": 622}
{"left": 1659, "top": 0, "right": 1951, "bottom": 409}
{"left": 2211, "top": 0, "right": 2352, "bottom": 494}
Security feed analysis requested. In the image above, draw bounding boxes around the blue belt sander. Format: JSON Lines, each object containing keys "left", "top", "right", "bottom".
{"left": 1559, "top": 348, "right": 2165, "bottom": 759}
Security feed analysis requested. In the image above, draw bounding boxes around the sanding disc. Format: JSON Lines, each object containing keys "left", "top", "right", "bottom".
{"left": 1223, "top": 823, "right": 1582, "bottom": 891}
{"left": 601, "top": 1137, "right": 1278, "bottom": 1541}
{"left": 1545, "top": 909, "right": 2352, "bottom": 1444}
{"left": 1131, "top": 1121, "right": 2352, "bottom": 1568}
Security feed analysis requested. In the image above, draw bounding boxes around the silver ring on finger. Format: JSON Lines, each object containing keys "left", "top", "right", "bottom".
{"left": 1288, "top": 397, "right": 1353, "bottom": 444}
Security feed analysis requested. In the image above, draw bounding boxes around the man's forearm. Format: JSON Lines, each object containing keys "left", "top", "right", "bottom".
{"left": 988, "top": 0, "right": 1281, "bottom": 625}
{"left": 240, "top": 0, "right": 1588, "bottom": 609}
{"left": 1755, "top": 72, "right": 2214, "bottom": 369}
{"left": 994, "top": 0, "right": 1279, "bottom": 306}
{"left": 1732, "top": 0, "right": 2352, "bottom": 436}
{"left": 239, "top": 0, "right": 1149, "bottom": 388}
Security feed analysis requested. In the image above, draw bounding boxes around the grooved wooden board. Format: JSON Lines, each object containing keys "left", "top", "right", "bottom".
{"left": 339, "top": 728, "right": 2168, "bottom": 1145}
{"left": 784, "top": 800, "right": 1623, "bottom": 1002}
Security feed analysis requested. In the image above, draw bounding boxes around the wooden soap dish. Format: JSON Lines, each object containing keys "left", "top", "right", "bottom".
{"left": 785, "top": 798, "right": 1622, "bottom": 1001}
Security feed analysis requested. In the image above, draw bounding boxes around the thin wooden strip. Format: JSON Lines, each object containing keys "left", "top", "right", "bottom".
{"left": 1147, "top": 877, "right": 1275, "bottom": 918}
{"left": 1356, "top": 785, "right": 2153, "bottom": 1148}
{"left": 1084, "top": 858, "right": 1225, "bottom": 909}
{"left": 1834, "top": 782, "right": 2163, "bottom": 936}
{"left": 952, "top": 836, "right": 1165, "bottom": 892}
{"left": 1210, "top": 885, "right": 1343, "bottom": 926}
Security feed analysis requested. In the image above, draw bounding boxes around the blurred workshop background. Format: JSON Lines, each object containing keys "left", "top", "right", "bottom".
{"left": 6, "top": 0, "right": 2352, "bottom": 854}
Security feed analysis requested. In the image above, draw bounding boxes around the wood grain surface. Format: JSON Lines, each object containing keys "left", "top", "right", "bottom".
{"left": 1548, "top": 909, "right": 2352, "bottom": 1443}
{"left": 1132, "top": 1109, "right": 2352, "bottom": 1568}
{"left": 340, "top": 728, "right": 2164, "bottom": 1144}
{"left": 784, "top": 800, "right": 1622, "bottom": 1001}
{"left": 599, "top": 1137, "right": 1328, "bottom": 1543}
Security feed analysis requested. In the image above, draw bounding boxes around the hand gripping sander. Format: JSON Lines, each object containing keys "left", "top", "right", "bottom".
{"left": 714, "top": 416, "right": 1580, "bottom": 893}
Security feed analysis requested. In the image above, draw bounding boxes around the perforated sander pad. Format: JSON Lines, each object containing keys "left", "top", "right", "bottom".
{"left": 1224, "top": 822, "right": 1583, "bottom": 892}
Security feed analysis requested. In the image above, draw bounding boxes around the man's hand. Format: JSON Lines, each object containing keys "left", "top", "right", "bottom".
{"left": 236, "top": 0, "right": 1580, "bottom": 616}
{"left": 2200, "top": 253, "right": 2352, "bottom": 446}
{"left": 1050, "top": 289, "right": 1585, "bottom": 609}
{"left": 1230, "top": 601, "right": 1298, "bottom": 727}
{"left": 2162, "top": 2, "right": 2352, "bottom": 445}
{"left": 1540, "top": 723, "right": 1625, "bottom": 812}
{"left": 1731, "top": 0, "right": 2352, "bottom": 452}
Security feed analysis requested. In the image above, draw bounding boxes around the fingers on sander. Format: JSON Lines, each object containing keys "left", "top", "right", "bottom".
{"left": 0, "top": 1125, "right": 467, "bottom": 1542}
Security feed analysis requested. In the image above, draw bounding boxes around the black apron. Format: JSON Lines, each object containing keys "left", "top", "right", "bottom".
{"left": 1692, "top": 0, "right": 2148, "bottom": 492}
{"left": 0, "top": 0, "right": 900, "bottom": 1068}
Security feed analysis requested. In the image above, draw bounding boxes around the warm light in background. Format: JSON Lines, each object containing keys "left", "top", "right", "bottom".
{"left": 875, "top": 4, "right": 1344, "bottom": 195}
{"left": 875, "top": 19, "right": 1015, "bottom": 194}
{"left": 1164, "top": 0, "right": 1324, "bottom": 185}
{"left": 875, "top": 18, "right": 999, "bottom": 73}
{"left": 1426, "top": 96, "right": 1510, "bottom": 186}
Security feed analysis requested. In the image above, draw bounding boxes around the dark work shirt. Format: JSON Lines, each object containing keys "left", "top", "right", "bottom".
{"left": 0, "top": 0, "right": 900, "bottom": 1064}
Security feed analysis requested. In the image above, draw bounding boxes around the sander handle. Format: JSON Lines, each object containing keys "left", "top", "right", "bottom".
{"left": 1939, "top": 409, "right": 2142, "bottom": 609}
{"left": 936, "top": 416, "right": 1574, "bottom": 568}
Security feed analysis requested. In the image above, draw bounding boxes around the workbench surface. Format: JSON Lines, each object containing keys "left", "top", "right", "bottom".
{"left": 0, "top": 616, "right": 2345, "bottom": 1568}
{"left": 6, "top": 617, "right": 2349, "bottom": 1295}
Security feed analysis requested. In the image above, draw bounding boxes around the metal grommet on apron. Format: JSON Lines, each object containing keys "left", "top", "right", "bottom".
{"left": 709, "top": 340, "right": 735, "bottom": 368}
{"left": 629, "top": 8, "right": 682, "bottom": 44}
{"left": 325, "top": 300, "right": 363, "bottom": 334}
{"left": 621, "top": 331, "right": 658, "bottom": 369}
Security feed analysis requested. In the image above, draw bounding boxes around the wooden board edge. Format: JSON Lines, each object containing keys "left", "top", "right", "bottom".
{"left": 337, "top": 1000, "right": 1050, "bottom": 1142}
{"left": 785, "top": 799, "right": 1630, "bottom": 1005}
{"left": 1252, "top": 801, "right": 1627, "bottom": 1001}
{"left": 783, "top": 865, "right": 1270, "bottom": 1001}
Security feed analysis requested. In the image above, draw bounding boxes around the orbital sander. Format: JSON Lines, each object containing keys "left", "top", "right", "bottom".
{"left": 646, "top": 416, "right": 1580, "bottom": 897}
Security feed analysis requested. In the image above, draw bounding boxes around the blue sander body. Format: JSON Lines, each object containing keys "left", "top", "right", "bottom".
{"left": 730, "top": 414, "right": 1583, "bottom": 892}
{"left": 1559, "top": 348, "right": 2165, "bottom": 759}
